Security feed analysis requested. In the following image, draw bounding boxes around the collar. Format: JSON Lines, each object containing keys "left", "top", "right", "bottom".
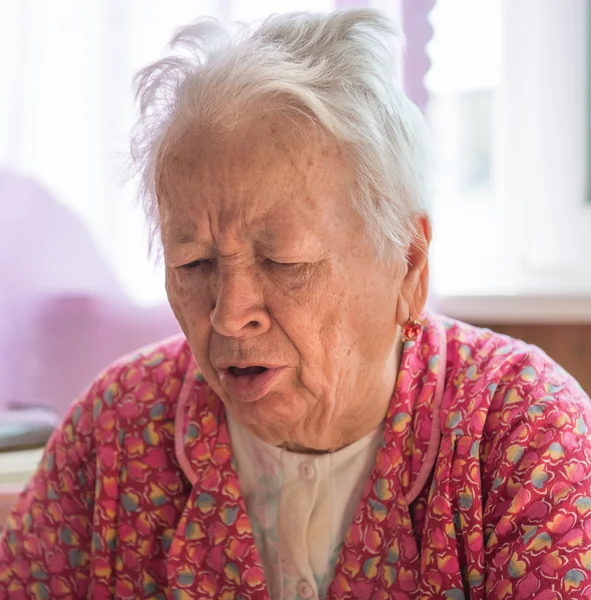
{"left": 174, "top": 310, "right": 447, "bottom": 505}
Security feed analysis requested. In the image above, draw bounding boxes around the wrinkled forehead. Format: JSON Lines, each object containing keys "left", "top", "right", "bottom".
{"left": 155, "top": 111, "right": 355, "bottom": 240}
{"left": 156, "top": 111, "right": 343, "bottom": 190}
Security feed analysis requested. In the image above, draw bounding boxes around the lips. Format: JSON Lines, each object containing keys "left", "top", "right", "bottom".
{"left": 217, "top": 364, "right": 282, "bottom": 403}
{"left": 227, "top": 366, "right": 267, "bottom": 376}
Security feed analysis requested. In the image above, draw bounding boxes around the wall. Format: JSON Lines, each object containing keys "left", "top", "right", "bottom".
{"left": 478, "top": 323, "right": 591, "bottom": 395}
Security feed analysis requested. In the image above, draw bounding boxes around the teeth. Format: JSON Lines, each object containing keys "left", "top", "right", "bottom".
{"left": 230, "top": 366, "right": 266, "bottom": 376}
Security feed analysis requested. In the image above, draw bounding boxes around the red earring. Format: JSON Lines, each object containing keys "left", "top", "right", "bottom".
{"left": 401, "top": 317, "right": 423, "bottom": 342}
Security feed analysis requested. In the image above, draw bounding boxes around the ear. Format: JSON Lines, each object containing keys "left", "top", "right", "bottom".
{"left": 396, "top": 215, "right": 431, "bottom": 325}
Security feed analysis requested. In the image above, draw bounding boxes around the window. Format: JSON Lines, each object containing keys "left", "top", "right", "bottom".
{"left": 3, "top": 0, "right": 405, "bottom": 421}
{"left": 2, "top": 0, "right": 589, "bottom": 309}
{"left": 427, "top": 0, "right": 591, "bottom": 305}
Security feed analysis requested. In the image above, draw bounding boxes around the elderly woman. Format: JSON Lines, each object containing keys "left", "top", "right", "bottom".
{"left": 2, "top": 8, "right": 591, "bottom": 600}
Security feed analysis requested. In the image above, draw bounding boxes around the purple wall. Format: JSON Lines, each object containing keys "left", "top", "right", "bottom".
{"left": 335, "top": 0, "right": 435, "bottom": 114}
{"left": 335, "top": 0, "right": 370, "bottom": 6}
{"left": 401, "top": 0, "right": 435, "bottom": 113}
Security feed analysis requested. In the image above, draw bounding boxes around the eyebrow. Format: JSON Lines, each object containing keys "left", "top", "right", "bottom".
{"left": 166, "top": 230, "right": 211, "bottom": 254}
{"left": 257, "top": 228, "right": 278, "bottom": 248}
{"left": 165, "top": 226, "right": 317, "bottom": 256}
{"left": 168, "top": 230, "right": 198, "bottom": 245}
{"left": 163, "top": 219, "right": 204, "bottom": 247}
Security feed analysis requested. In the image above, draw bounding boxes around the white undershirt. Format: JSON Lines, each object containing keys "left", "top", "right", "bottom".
{"left": 226, "top": 413, "right": 384, "bottom": 600}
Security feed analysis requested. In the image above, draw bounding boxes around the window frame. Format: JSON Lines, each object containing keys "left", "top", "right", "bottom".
{"left": 427, "top": 0, "right": 591, "bottom": 320}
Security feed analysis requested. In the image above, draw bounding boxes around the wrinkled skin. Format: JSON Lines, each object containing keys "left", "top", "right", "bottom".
{"left": 159, "top": 113, "right": 430, "bottom": 452}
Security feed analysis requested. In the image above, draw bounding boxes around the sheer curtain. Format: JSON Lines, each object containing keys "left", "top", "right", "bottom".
{"left": 0, "top": 0, "right": 428, "bottom": 420}
{"left": 1, "top": 0, "right": 355, "bottom": 307}
{"left": 0, "top": 0, "right": 423, "bottom": 306}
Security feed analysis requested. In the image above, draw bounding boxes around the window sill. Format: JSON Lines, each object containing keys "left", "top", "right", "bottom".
{"left": 0, "top": 447, "right": 43, "bottom": 486}
{"left": 433, "top": 293, "right": 591, "bottom": 324}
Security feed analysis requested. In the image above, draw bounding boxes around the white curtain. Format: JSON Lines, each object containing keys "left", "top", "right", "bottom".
{"left": 1, "top": 0, "right": 344, "bottom": 306}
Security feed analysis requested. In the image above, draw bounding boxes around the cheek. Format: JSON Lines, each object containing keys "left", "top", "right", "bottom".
{"left": 166, "top": 270, "right": 212, "bottom": 334}
{"left": 322, "top": 265, "right": 401, "bottom": 358}
{"left": 268, "top": 277, "right": 348, "bottom": 366}
{"left": 351, "top": 273, "right": 402, "bottom": 350}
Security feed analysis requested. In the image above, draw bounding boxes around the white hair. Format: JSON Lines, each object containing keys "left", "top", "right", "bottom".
{"left": 131, "top": 8, "right": 430, "bottom": 259}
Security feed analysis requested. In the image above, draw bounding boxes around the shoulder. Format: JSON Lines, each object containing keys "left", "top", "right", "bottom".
{"left": 437, "top": 315, "right": 590, "bottom": 439}
{"left": 43, "top": 333, "right": 198, "bottom": 483}
{"left": 71, "top": 334, "right": 194, "bottom": 433}
{"left": 442, "top": 315, "right": 533, "bottom": 380}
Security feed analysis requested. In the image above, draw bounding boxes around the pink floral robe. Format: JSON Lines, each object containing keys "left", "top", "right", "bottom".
{"left": 1, "top": 312, "right": 591, "bottom": 599}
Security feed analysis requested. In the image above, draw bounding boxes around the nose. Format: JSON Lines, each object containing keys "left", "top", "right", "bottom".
{"left": 210, "top": 271, "right": 271, "bottom": 339}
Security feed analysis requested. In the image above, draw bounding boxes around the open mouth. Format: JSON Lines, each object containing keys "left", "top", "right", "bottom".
{"left": 219, "top": 365, "right": 281, "bottom": 402}
{"left": 228, "top": 366, "right": 268, "bottom": 377}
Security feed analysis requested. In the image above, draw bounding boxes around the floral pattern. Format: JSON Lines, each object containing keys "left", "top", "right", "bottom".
{"left": 1, "top": 312, "right": 591, "bottom": 599}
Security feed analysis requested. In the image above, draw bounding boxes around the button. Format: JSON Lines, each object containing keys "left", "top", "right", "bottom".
{"left": 299, "top": 461, "right": 316, "bottom": 480}
{"left": 297, "top": 580, "right": 315, "bottom": 599}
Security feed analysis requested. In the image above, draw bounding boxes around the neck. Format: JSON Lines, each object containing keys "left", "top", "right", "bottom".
{"left": 278, "top": 442, "right": 333, "bottom": 454}
{"left": 228, "top": 337, "right": 404, "bottom": 454}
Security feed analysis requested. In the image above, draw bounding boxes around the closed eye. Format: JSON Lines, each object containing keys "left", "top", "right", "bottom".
{"left": 264, "top": 259, "right": 311, "bottom": 283}
{"left": 266, "top": 259, "right": 302, "bottom": 268}
{"left": 180, "top": 259, "right": 212, "bottom": 270}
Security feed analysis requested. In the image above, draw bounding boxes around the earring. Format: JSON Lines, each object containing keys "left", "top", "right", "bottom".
{"left": 401, "top": 317, "right": 423, "bottom": 343}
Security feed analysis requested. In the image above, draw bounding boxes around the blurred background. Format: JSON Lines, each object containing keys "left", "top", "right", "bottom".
{"left": 0, "top": 0, "right": 589, "bottom": 470}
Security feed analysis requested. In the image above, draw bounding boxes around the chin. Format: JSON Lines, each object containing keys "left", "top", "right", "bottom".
{"left": 225, "top": 389, "right": 307, "bottom": 429}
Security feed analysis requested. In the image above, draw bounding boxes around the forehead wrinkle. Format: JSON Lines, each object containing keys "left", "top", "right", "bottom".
{"left": 159, "top": 114, "right": 350, "bottom": 256}
{"left": 256, "top": 227, "right": 278, "bottom": 249}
